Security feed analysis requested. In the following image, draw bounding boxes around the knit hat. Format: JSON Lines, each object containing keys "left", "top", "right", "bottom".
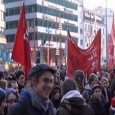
{"left": 92, "top": 84, "right": 101, "bottom": 93}
{"left": 0, "top": 88, "right": 6, "bottom": 103}
{"left": 111, "top": 97, "right": 115, "bottom": 111}
{"left": 29, "top": 63, "right": 56, "bottom": 80}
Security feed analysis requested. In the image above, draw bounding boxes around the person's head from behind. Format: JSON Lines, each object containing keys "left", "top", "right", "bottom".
{"left": 29, "top": 63, "right": 56, "bottom": 100}
{"left": 0, "top": 88, "right": 6, "bottom": 115}
{"left": 92, "top": 84, "right": 101, "bottom": 99}
{"left": 16, "top": 70, "right": 25, "bottom": 86}
{"left": 6, "top": 88, "right": 19, "bottom": 110}
{"left": 8, "top": 81, "right": 18, "bottom": 92}
{"left": 88, "top": 73, "right": 98, "bottom": 86}
{"left": 74, "top": 70, "right": 85, "bottom": 90}
{"left": 62, "top": 79, "right": 77, "bottom": 96}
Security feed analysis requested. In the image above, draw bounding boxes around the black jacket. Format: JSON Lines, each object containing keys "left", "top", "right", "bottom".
{"left": 89, "top": 96, "right": 107, "bottom": 115}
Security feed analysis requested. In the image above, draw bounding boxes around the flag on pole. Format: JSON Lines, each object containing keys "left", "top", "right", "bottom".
{"left": 108, "top": 14, "right": 115, "bottom": 69}
{"left": 12, "top": 3, "right": 31, "bottom": 78}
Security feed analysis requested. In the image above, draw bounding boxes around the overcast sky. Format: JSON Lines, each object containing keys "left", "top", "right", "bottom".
{"left": 84, "top": 0, "right": 114, "bottom": 11}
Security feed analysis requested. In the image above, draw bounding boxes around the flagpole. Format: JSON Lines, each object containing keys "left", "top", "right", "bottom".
{"left": 59, "top": 31, "right": 62, "bottom": 66}
{"left": 105, "top": 0, "right": 108, "bottom": 65}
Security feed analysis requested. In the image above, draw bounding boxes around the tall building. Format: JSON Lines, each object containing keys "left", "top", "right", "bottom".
{"left": 83, "top": 8, "right": 106, "bottom": 64}
{"left": 4, "top": 0, "right": 83, "bottom": 65}
{"left": 0, "top": 0, "right": 7, "bottom": 68}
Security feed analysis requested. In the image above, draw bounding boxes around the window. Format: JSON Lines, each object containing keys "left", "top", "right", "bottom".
{"left": 6, "top": 5, "right": 78, "bottom": 22}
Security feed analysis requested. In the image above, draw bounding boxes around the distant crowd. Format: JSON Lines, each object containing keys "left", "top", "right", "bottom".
{"left": 0, "top": 63, "right": 115, "bottom": 115}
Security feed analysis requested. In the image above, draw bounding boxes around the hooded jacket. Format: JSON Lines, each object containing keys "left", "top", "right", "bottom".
{"left": 56, "top": 90, "right": 95, "bottom": 115}
{"left": 8, "top": 88, "right": 55, "bottom": 115}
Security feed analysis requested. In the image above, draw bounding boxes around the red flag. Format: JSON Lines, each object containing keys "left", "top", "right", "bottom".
{"left": 67, "top": 29, "right": 101, "bottom": 78}
{"left": 12, "top": 3, "right": 31, "bottom": 78}
{"left": 108, "top": 15, "right": 115, "bottom": 69}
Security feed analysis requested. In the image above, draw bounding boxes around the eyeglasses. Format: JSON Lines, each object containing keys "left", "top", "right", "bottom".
{"left": 41, "top": 77, "right": 54, "bottom": 84}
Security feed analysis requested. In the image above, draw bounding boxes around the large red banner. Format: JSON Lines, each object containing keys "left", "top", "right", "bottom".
{"left": 67, "top": 29, "right": 101, "bottom": 78}
{"left": 108, "top": 15, "right": 115, "bottom": 69}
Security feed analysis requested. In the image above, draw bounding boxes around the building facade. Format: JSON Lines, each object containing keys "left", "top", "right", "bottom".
{"left": 4, "top": 0, "right": 83, "bottom": 65}
{"left": 83, "top": 8, "right": 106, "bottom": 64}
{"left": 0, "top": 0, "right": 7, "bottom": 69}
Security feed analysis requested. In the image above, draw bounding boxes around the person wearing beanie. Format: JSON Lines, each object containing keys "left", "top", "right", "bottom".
{"left": 57, "top": 79, "right": 95, "bottom": 115}
{"left": 89, "top": 84, "right": 107, "bottom": 115}
{"left": 8, "top": 63, "right": 56, "bottom": 115}
{"left": 0, "top": 88, "right": 6, "bottom": 115}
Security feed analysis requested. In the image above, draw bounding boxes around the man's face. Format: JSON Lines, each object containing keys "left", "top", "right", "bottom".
{"left": 92, "top": 77, "right": 99, "bottom": 86}
{"left": 12, "top": 82, "right": 19, "bottom": 92}
{"left": 101, "top": 80, "right": 108, "bottom": 88}
{"left": 93, "top": 88, "right": 101, "bottom": 99}
{"left": 18, "top": 74, "right": 25, "bottom": 85}
{"left": 34, "top": 71, "right": 54, "bottom": 100}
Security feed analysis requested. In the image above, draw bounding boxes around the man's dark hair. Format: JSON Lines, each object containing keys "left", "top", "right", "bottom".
{"left": 74, "top": 70, "right": 85, "bottom": 83}
{"left": 30, "top": 72, "right": 43, "bottom": 87}
{"left": 62, "top": 79, "right": 77, "bottom": 95}
{"left": 15, "top": 70, "right": 25, "bottom": 80}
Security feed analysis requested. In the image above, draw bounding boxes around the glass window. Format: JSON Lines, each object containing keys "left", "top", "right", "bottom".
{"left": 6, "top": 5, "right": 78, "bottom": 22}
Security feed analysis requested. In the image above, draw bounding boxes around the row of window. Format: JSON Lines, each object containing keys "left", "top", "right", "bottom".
{"left": 84, "top": 24, "right": 105, "bottom": 34}
{"left": 48, "top": 0, "right": 78, "bottom": 10}
{"left": 4, "top": 0, "right": 22, "bottom": 3}
{"left": 4, "top": 0, "right": 77, "bottom": 10}
{"left": 6, "top": 32, "right": 67, "bottom": 43}
{"left": 6, "top": 18, "right": 78, "bottom": 33}
{"left": 6, "top": 4, "right": 78, "bottom": 21}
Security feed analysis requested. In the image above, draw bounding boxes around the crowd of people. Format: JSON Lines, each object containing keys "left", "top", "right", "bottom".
{"left": 0, "top": 63, "right": 115, "bottom": 115}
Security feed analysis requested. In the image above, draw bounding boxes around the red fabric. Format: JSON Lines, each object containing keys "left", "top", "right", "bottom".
{"left": 12, "top": 3, "right": 31, "bottom": 78}
{"left": 111, "top": 97, "right": 115, "bottom": 108}
{"left": 67, "top": 29, "right": 101, "bottom": 78}
{"left": 108, "top": 15, "right": 115, "bottom": 69}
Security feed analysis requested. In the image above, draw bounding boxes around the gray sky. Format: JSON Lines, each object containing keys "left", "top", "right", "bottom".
{"left": 84, "top": 0, "right": 114, "bottom": 11}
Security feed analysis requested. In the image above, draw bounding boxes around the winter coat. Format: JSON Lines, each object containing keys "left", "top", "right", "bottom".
{"left": 8, "top": 89, "right": 55, "bottom": 115}
{"left": 101, "top": 88, "right": 111, "bottom": 115}
{"left": 88, "top": 96, "right": 107, "bottom": 115}
{"left": 110, "top": 77, "right": 115, "bottom": 98}
{"left": 56, "top": 90, "right": 95, "bottom": 115}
